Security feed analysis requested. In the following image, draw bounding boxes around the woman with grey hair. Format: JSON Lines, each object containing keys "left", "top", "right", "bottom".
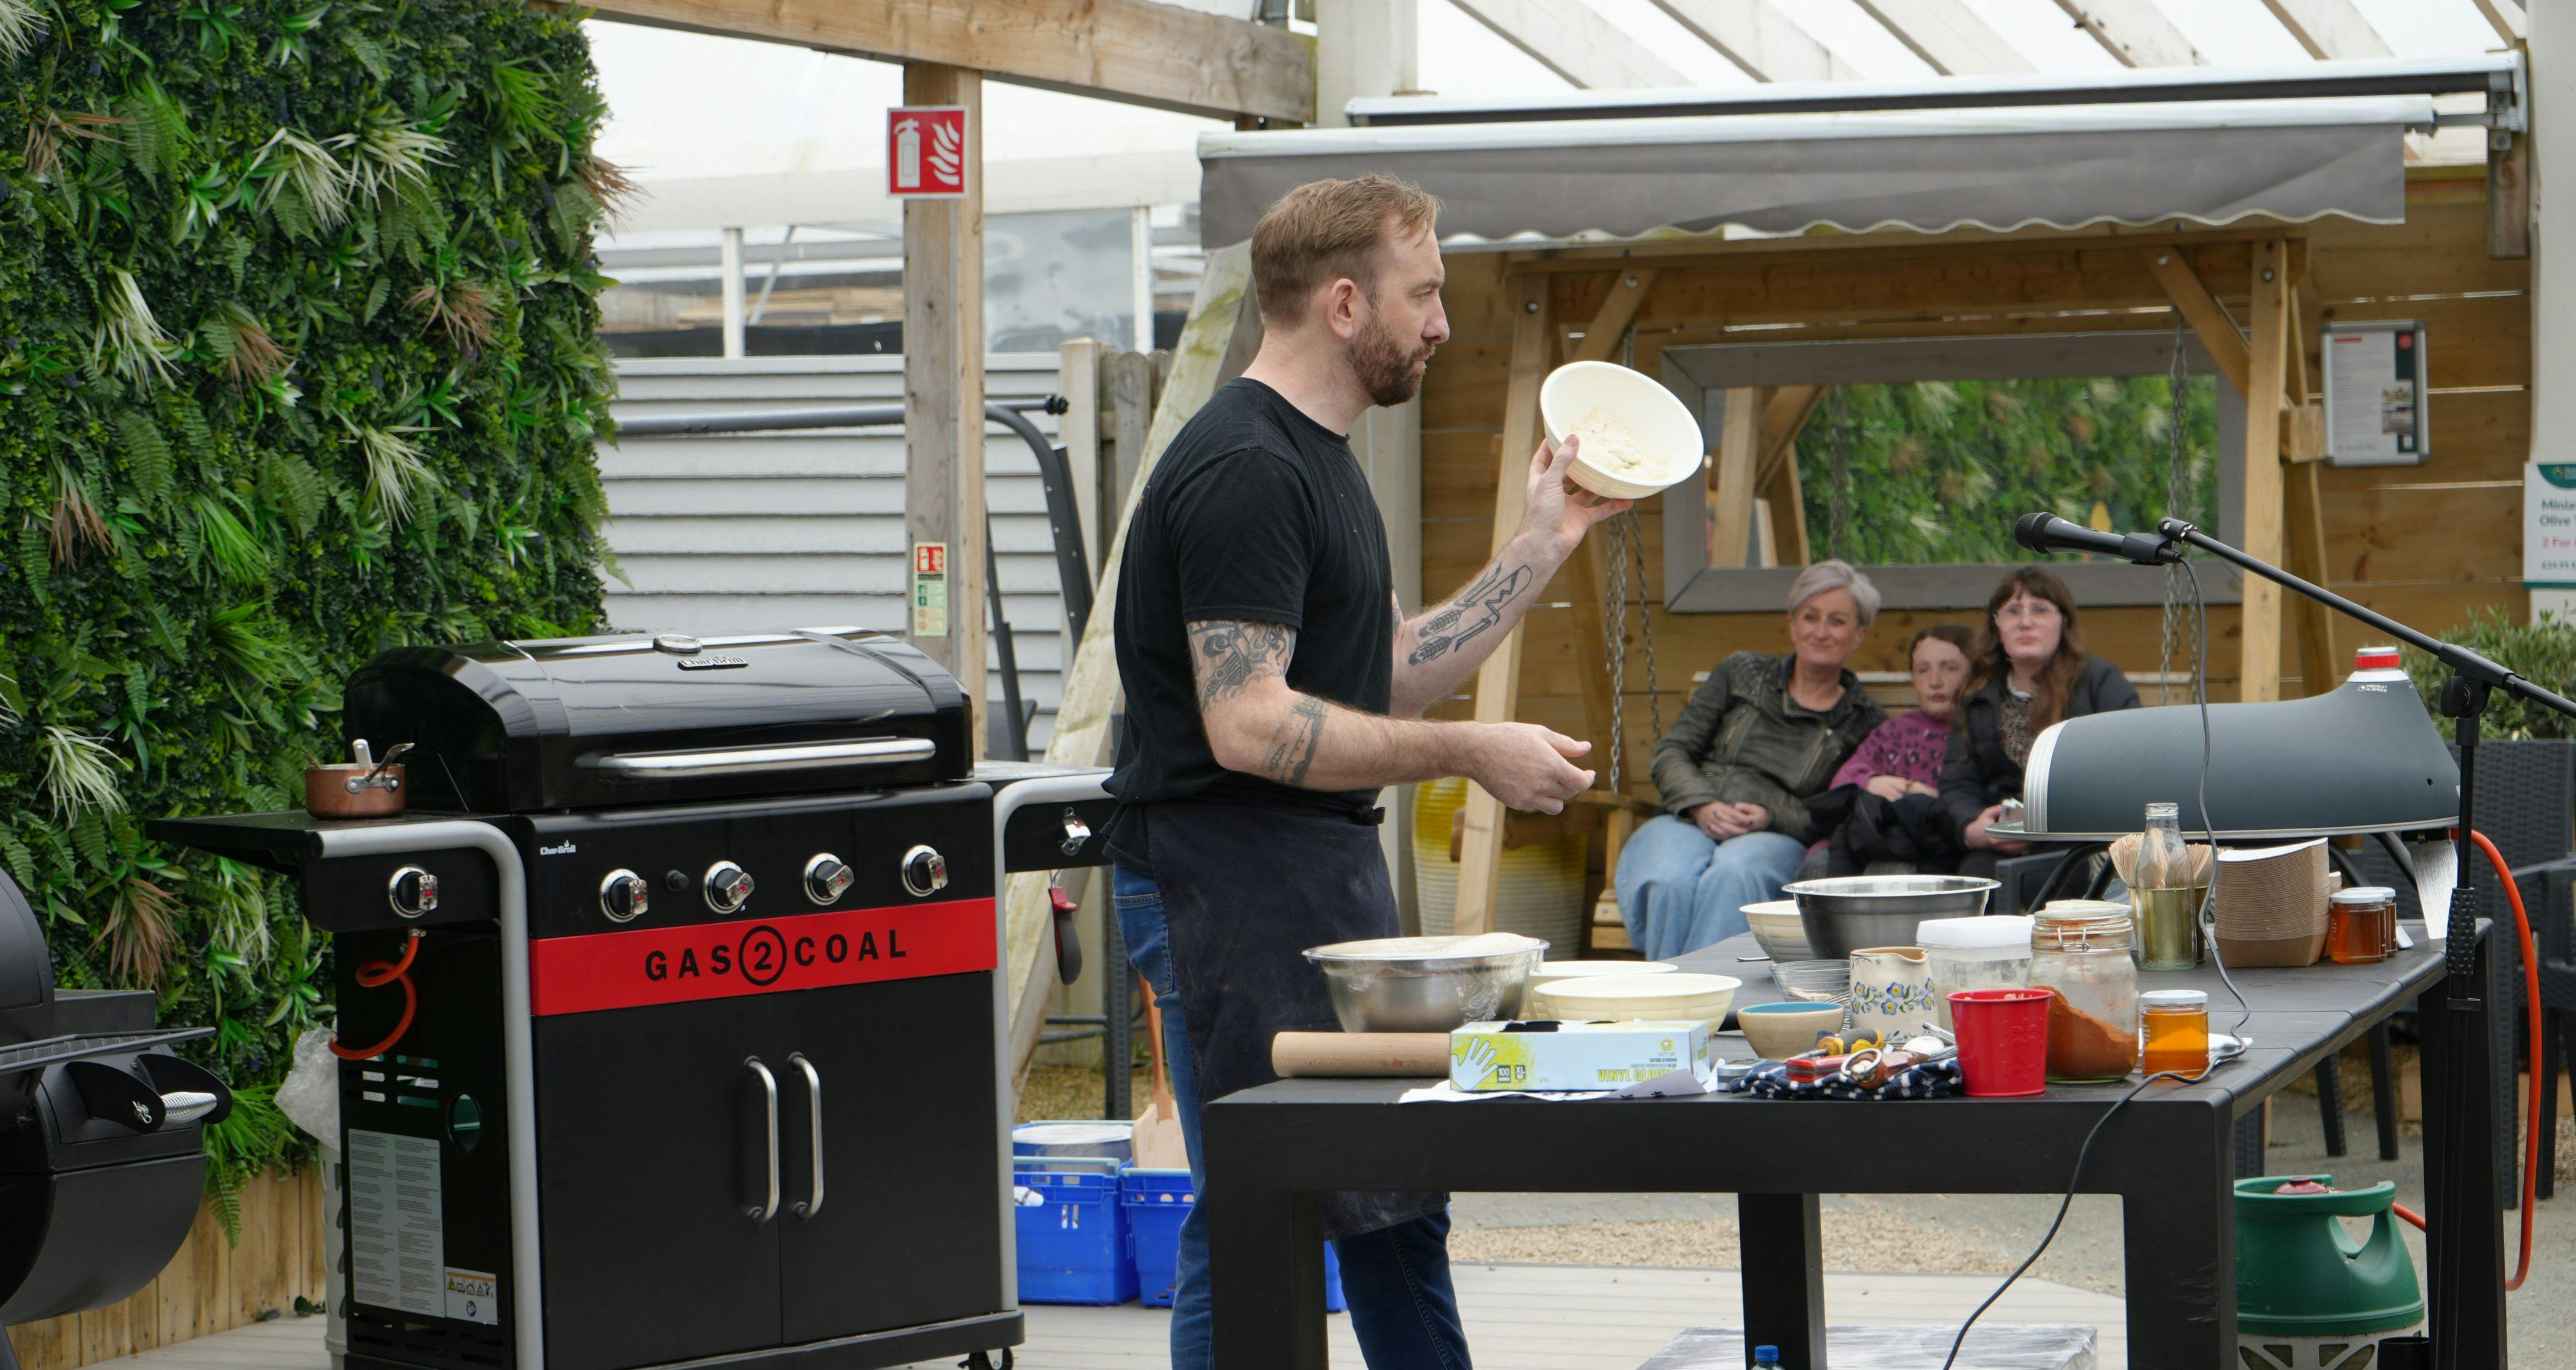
{"left": 1614, "top": 560, "right": 1889, "bottom": 959}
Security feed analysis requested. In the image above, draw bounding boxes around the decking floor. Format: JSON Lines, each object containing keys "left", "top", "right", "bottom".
{"left": 93, "top": 1264, "right": 2124, "bottom": 1369}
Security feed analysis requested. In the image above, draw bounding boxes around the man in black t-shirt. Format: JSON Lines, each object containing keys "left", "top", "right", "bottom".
{"left": 1106, "top": 175, "right": 1630, "bottom": 1369}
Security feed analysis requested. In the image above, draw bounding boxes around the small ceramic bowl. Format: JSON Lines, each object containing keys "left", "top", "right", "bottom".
{"left": 1737, "top": 1001, "right": 1848, "bottom": 1061}
{"left": 1742, "top": 900, "right": 1814, "bottom": 964}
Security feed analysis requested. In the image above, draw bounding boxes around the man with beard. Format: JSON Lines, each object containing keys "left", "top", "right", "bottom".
{"left": 1103, "top": 175, "right": 1629, "bottom": 1368}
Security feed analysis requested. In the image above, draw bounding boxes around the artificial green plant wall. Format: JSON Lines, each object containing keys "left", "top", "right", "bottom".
{"left": 1, "top": 0, "right": 618, "bottom": 1222}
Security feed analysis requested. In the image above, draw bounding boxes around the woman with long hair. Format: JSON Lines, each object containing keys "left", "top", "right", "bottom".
{"left": 1936, "top": 565, "right": 2140, "bottom": 879}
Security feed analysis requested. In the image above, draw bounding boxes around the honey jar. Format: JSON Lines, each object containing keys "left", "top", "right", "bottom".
{"left": 2140, "top": 989, "right": 2211, "bottom": 1077}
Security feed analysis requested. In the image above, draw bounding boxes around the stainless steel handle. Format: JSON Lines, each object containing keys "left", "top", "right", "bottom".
{"left": 588, "top": 737, "right": 936, "bottom": 778}
{"left": 789, "top": 1053, "right": 823, "bottom": 1221}
{"left": 745, "top": 1058, "right": 780, "bottom": 1224}
{"left": 161, "top": 1090, "right": 221, "bottom": 1125}
{"left": 1059, "top": 809, "right": 1093, "bottom": 856}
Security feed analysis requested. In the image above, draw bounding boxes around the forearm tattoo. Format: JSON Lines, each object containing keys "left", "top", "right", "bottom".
{"left": 1262, "top": 696, "right": 1329, "bottom": 787}
{"left": 1408, "top": 562, "right": 1533, "bottom": 666}
{"left": 1188, "top": 619, "right": 1295, "bottom": 707}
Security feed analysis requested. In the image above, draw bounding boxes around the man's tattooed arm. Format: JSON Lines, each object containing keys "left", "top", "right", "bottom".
{"left": 1387, "top": 548, "right": 1549, "bottom": 717}
{"left": 1262, "top": 696, "right": 1330, "bottom": 787}
{"left": 1190, "top": 620, "right": 1295, "bottom": 708}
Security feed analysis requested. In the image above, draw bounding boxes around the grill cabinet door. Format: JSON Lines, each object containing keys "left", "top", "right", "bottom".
{"left": 776, "top": 971, "right": 1005, "bottom": 1343}
{"left": 534, "top": 996, "right": 783, "bottom": 1370}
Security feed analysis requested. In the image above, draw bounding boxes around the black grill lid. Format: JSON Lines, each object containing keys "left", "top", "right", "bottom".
{"left": 341, "top": 628, "right": 970, "bottom": 812}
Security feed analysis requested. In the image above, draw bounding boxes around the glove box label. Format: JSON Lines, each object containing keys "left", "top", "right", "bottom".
{"left": 529, "top": 897, "right": 997, "bottom": 1015}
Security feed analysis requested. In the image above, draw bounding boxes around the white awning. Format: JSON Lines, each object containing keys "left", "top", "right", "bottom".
{"left": 1197, "top": 96, "right": 2436, "bottom": 248}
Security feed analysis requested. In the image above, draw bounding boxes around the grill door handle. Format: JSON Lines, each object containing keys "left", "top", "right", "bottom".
{"left": 788, "top": 1053, "right": 824, "bottom": 1221}
{"left": 588, "top": 738, "right": 937, "bottom": 778}
{"left": 745, "top": 1057, "right": 780, "bottom": 1225}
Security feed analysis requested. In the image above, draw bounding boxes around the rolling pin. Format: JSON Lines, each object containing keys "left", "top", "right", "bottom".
{"left": 1272, "top": 1032, "right": 1450, "bottom": 1077}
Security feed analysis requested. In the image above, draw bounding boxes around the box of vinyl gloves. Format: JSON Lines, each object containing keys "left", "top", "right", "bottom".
{"left": 1449, "top": 1020, "right": 1711, "bottom": 1092}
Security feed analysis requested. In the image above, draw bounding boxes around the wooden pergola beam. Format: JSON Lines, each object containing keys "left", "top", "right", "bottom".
{"left": 1651, "top": 0, "right": 1859, "bottom": 84}
{"left": 1450, "top": 0, "right": 1690, "bottom": 90}
{"left": 1850, "top": 0, "right": 2032, "bottom": 75}
{"left": 584, "top": 0, "right": 1316, "bottom": 122}
{"left": 2258, "top": 0, "right": 2392, "bottom": 61}
{"left": 2049, "top": 0, "right": 2204, "bottom": 68}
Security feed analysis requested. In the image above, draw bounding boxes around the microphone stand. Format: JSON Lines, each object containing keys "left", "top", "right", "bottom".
{"left": 2147, "top": 517, "right": 2566, "bottom": 1370}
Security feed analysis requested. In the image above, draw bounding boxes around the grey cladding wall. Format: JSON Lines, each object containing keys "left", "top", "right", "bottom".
{"left": 600, "top": 355, "right": 1073, "bottom": 749}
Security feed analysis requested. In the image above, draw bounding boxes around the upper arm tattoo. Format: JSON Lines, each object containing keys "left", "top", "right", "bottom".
{"left": 1187, "top": 620, "right": 1296, "bottom": 708}
{"left": 1408, "top": 561, "right": 1533, "bottom": 666}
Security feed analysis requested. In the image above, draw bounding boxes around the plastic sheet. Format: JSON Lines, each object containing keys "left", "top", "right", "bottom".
{"left": 1638, "top": 1325, "right": 2095, "bottom": 1369}
{"left": 275, "top": 1025, "right": 339, "bottom": 1143}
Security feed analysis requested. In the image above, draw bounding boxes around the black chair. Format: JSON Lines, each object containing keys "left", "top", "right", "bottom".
{"left": 2355, "top": 737, "right": 2575, "bottom": 1205}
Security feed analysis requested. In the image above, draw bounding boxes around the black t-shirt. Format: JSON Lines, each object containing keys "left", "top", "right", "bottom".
{"left": 1104, "top": 379, "right": 1393, "bottom": 867}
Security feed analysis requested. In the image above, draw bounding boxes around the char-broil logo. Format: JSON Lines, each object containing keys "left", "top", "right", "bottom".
{"left": 675, "top": 654, "right": 749, "bottom": 671}
{"left": 539, "top": 841, "right": 578, "bottom": 856}
{"left": 642, "top": 922, "right": 906, "bottom": 986}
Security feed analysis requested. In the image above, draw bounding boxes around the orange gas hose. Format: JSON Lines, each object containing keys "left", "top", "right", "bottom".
{"left": 331, "top": 929, "right": 423, "bottom": 1061}
{"left": 2384, "top": 833, "right": 2539, "bottom": 1293}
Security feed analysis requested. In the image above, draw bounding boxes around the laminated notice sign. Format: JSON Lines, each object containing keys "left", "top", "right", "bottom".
{"left": 913, "top": 541, "right": 948, "bottom": 637}
{"left": 2526, "top": 464, "right": 2576, "bottom": 589}
{"left": 2322, "top": 320, "right": 2429, "bottom": 467}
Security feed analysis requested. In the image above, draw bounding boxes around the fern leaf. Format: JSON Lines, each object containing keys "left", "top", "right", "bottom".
{"left": 69, "top": 812, "right": 109, "bottom": 872}
{"left": 15, "top": 517, "right": 49, "bottom": 604}
{"left": 0, "top": 837, "right": 32, "bottom": 888}
{"left": 116, "top": 410, "right": 175, "bottom": 509}
{"left": 362, "top": 277, "right": 390, "bottom": 322}
{"left": 342, "top": 31, "right": 391, "bottom": 82}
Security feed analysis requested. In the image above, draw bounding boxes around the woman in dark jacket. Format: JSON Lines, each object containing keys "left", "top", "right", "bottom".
{"left": 1939, "top": 565, "right": 2141, "bottom": 878}
{"left": 1614, "top": 561, "right": 1888, "bottom": 960}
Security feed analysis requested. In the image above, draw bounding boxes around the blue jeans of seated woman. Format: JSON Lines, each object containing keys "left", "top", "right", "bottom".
{"left": 1614, "top": 814, "right": 1808, "bottom": 962}
{"left": 1113, "top": 866, "right": 1473, "bottom": 1370}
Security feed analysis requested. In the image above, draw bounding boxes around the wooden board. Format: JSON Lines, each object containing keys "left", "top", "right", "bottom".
{"left": 1453, "top": 274, "right": 1555, "bottom": 935}
{"left": 581, "top": 0, "right": 1315, "bottom": 122}
{"left": 902, "top": 63, "right": 988, "bottom": 752}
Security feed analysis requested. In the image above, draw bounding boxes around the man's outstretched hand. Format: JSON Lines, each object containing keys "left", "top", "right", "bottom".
{"left": 1519, "top": 435, "right": 1633, "bottom": 559}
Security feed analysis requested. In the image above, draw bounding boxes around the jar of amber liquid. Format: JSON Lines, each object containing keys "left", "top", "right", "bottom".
{"left": 2140, "top": 990, "right": 2211, "bottom": 1077}
{"left": 2327, "top": 887, "right": 2397, "bottom": 965}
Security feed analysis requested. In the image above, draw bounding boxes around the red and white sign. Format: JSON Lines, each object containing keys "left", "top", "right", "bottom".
{"left": 888, "top": 106, "right": 971, "bottom": 199}
{"left": 528, "top": 898, "right": 996, "bottom": 1016}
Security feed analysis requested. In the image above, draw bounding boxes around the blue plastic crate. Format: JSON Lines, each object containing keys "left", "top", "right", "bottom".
{"left": 1015, "top": 1168, "right": 1139, "bottom": 1305}
{"left": 1121, "top": 1168, "right": 1343, "bottom": 1312}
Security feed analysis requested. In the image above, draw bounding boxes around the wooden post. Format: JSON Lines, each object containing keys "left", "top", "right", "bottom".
{"left": 1105, "top": 349, "right": 1157, "bottom": 566}
{"left": 1453, "top": 273, "right": 1553, "bottom": 935}
{"left": 1059, "top": 337, "right": 1105, "bottom": 561}
{"left": 2239, "top": 240, "right": 2291, "bottom": 703}
{"left": 903, "top": 63, "right": 987, "bottom": 750}
{"left": 2278, "top": 285, "right": 2336, "bottom": 696}
{"left": 1708, "top": 388, "right": 1762, "bottom": 569}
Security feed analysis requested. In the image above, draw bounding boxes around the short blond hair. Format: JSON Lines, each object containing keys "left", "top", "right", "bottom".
{"left": 1249, "top": 175, "right": 1440, "bottom": 323}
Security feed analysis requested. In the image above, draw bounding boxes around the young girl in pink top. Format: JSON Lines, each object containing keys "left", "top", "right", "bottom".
{"left": 1832, "top": 624, "right": 1974, "bottom": 798}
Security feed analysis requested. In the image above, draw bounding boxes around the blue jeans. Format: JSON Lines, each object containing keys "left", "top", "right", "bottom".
{"left": 1114, "top": 867, "right": 1472, "bottom": 1369}
{"left": 1614, "top": 815, "right": 1807, "bottom": 961}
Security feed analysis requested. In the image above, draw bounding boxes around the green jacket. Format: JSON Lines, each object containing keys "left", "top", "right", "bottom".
{"left": 1649, "top": 651, "right": 1887, "bottom": 844}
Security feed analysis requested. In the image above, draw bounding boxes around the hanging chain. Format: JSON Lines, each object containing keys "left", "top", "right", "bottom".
{"left": 1600, "top": 508, "right": 1663, "bottom": 795}
{"left": 1827, "top": 388, "right": 1853, "bottom": 563}
{"left": 2158, "top": 317, "right": 2196, "bottom": 705}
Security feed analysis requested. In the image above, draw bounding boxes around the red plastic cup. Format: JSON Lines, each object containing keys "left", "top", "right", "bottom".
{"left": 1949, "top": 988, "right": 2051, "bottom": 1097}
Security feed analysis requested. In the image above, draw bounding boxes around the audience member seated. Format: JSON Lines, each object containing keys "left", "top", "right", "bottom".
{"left": 1615, "top": 561, "right": 1888, "bottom": 960}
{"left": 1938, "top": 565, "right": 2141, "bottom": 881}
{"left": 1797, "top": 623, "right": 1976, "bottom": 878}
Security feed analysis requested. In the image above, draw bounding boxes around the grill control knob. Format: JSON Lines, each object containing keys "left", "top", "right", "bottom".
{"left": 704, "top": 862, "right": 756, "bottom": 913}
{"left": 804, "top": 854, "right": 854, "bottom": 906}
{"left": 599, "top": 870, "right": 650, "bottom": 923}
{"left": 901, "top": 845, "right": 949, "bottom": 898}
{"left": 388, "top": 867, "right": 439, "bottom": 919}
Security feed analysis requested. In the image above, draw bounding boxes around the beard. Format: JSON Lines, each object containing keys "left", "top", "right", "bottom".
{"left": 1352, "top": 313, "right": 1434, "bottom": 407}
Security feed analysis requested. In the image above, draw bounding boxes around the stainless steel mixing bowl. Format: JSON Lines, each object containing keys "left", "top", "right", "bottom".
{"left": 1302, "top": 935, "right": 1549, "bottom": 1032}
{"left": 1779, "top": 875, "right": 2000, "bottom": 960}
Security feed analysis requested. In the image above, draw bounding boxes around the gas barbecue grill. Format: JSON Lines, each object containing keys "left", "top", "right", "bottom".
{"left": 153, "top": 628, "right": 1112, "bottom": 1370}
{"left": 0, "top": 871, "right": 234, "bottom": 1370}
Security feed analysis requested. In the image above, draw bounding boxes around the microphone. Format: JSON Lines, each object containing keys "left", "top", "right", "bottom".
{"left": 2012, "top": 512, "right": 2183, "bottom": 567}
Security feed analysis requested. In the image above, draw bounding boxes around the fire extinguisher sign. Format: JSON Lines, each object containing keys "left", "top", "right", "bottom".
{"left": 888, "top": 106, "right": 970, "bottom": 199}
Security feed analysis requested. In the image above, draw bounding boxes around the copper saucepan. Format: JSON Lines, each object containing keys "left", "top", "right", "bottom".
{"left": 305, "top": 740, "right": 413, "bottom": 819}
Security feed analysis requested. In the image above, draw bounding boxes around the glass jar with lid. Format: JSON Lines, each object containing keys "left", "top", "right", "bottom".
{"left": 1917, "top": 915, "right": 2034, "bottom": 1030}
{"left": 2327, "top": 886, "right": 2398, "bottom": 965}
{"left": 2030, "top": 901, "right": 2140, "bottom": 1082}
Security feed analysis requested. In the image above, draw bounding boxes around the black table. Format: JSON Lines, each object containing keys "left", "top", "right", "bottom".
{"left": 1204, "top": 929, "right": 2508, "bottom": 1369}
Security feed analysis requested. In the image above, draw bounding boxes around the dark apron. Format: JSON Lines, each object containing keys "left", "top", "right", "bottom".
{"left": 1133, "top": 798, "right": 1447, "bottom": 1242}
